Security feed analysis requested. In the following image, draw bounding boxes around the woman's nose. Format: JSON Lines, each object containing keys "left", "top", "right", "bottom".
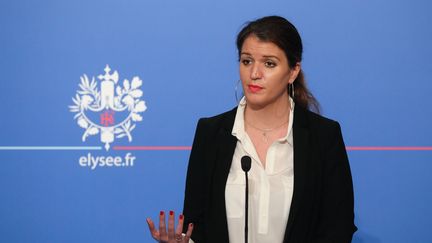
{"left": 250, "top": 64, "right": 262, "bottom": 80}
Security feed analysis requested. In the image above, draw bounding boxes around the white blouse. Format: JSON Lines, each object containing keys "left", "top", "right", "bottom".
{"left": 225, "top": 97, "right": 294, "bottom": 243}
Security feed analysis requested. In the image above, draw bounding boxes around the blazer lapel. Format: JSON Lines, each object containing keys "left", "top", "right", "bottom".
{"left": 208, "top": 108, "right": 238, "bottom": 242}
{"left": 284, "top": 105, "right": 310, "bottom": 241}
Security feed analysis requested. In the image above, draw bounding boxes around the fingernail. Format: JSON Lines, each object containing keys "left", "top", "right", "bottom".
{"left": 160, "top": 211, "right": 164, "bottom": 216}
{"left": 169, "top": 210, "right": 174, "bottom": 216}
{"left": 179, "top": 214, "right": 184, "bottom": 220}
{"left": 189, "top": 223, "right": 194, "bottom": 227}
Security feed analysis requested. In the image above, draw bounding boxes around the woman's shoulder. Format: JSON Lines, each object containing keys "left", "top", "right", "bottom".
{"left": 196, "top": 107, "right": 238, "bottom": 129}
{"left": 295, "top": 106, "right": 347, "bottom": 157}
{"left": 295, "top": 105, "right": 342, "bottom": 135}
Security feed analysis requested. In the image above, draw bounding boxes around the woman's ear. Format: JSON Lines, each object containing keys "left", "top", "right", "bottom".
{"left": 288, "top": 63, "right": 301, "bottom": 84}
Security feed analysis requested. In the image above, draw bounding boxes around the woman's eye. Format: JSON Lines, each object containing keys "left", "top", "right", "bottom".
{"left": 241, "top": 59, "right": 252, "bottom": 65}
{"left": 265, "top": 61, "right": 276, "bottom": 68}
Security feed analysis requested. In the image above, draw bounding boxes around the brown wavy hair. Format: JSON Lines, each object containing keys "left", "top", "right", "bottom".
{"left": 236, "top": 16, "right": 320, "bottom": 113}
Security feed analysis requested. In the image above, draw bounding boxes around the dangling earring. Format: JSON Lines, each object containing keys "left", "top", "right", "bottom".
{"left": 288, "top": 83, "right": 295, "bottom": 111}
{"left": 235, "top": 79, "right": 244, "bottom": 103}
{"left": 289, "top": 83, "right": 295, "bottom": 99}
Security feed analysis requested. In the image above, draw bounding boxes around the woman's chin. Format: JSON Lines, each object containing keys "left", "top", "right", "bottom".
{"left": 244, "top": 96, "right": 268, "bottom": 109}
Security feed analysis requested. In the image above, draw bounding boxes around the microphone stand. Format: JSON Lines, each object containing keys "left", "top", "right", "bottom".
{"left": 241, "top": 156, "right": 252, "bottom": 243}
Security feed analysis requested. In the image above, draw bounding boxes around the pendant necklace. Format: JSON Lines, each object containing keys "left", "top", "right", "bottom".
{"left": 245, "top": 119, "right": 288, "bottom": 143}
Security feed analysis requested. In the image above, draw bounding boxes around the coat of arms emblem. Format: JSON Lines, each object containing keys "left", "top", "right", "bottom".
{"left": 69, "top": 65, "right": 147, "bottom": 150}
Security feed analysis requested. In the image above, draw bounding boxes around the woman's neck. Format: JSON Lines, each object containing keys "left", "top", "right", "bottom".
{"left": 244, "top": 94, "right": 291, "bottom": 129}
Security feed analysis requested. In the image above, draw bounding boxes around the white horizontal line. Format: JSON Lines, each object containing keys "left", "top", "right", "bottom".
{"left": 0, "top": 146, "right": 102, "bottom": 150}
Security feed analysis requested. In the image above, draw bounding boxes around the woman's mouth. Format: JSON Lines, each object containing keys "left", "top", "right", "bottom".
{"left": 248, "top": 84, "right": 263, "bottom": 93}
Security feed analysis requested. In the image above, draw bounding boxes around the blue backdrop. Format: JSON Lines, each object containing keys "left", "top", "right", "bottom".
{"left": 1, "top": 0, "right": 431, "bottom": 242}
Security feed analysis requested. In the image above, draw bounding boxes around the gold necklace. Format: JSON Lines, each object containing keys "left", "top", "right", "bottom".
{"left": 245, "top": 119, "right": 288, "bottom": 143}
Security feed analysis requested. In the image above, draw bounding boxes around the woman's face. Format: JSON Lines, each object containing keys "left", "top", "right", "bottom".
{"left": 239, "top": 35, "right": 299, "bottom": 109}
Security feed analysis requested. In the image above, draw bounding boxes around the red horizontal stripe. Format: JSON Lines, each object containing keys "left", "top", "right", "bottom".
{"left": 346, "top": 146, "right": 432, "bottom": 151}
{"left": 113, "top": 146, "right": 192, "bottom": 151}
{"left": 113, "top": 146, "right": 432, "bottom": 151}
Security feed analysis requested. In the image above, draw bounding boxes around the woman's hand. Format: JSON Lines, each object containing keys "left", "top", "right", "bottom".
{"left": 146, "top": 210, "right": 193, "bottom": 243}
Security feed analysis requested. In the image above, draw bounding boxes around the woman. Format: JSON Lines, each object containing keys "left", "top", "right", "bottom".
{"left": 147, "top": 15, "right": 357, "bottom": 243}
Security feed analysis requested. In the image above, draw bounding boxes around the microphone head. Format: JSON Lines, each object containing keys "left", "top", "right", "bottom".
{"left": 241, "top": 156, "right": 252, "bottom": 172}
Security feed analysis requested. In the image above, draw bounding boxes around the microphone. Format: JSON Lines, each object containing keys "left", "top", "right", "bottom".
{"left": 241, "top": 156, "right": 251, "bottom": 173}
{"left": 241, "top": 156, "right": 252, "bottom": 243}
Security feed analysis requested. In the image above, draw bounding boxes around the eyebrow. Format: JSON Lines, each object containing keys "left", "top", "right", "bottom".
{"left": 263, "top": 55, "right": 280, "bottom": 61}
{"left": 240, "top": 52, "right": 281, "bottom": 61}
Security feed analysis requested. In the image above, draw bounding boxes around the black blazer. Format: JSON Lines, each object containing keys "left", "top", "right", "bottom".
{"left": 183, "top": 105, "right": 357, "bottom": 243}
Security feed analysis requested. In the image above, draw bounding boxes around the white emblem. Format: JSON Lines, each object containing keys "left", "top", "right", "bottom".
{"left": 69, "top": 65, "right": 147, "bottom": 150}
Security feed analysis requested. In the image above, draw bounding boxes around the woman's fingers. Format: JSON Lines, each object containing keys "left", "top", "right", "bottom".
{"left": 146, "top": 218, "right": 160, "bottom": 240}
{"left": 183, "top": 223, "right": 194, "bottom": 242}
{"left": 175, "top": 214, "right": 184, "bottom": 236}
{"left": 158, "top": 211, "right": 167, "bottom": 240}
{"left": 175, "top": 214, "right": 184, "bottom": 242}
{"left": 147, "top": 211, "right": 192, "bottom": 243}
{"left": 167, "top": 211, "right": 175, "bottom": 239}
